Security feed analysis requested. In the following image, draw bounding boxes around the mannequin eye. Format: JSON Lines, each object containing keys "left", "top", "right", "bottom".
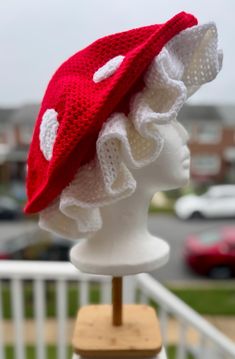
{"left": 173, "top": 120, "right": 190, "bottom": 144}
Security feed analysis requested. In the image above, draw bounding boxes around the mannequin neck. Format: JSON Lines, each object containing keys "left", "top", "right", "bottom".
{"left": 99, "top": 186, "right": 153, "bottom": 240}
{"left": 70, "top": 184, "right": 170, "bottom": 276}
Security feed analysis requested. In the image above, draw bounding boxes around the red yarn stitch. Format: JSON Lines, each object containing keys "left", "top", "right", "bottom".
{"left": 25, "top": 12, "right": 197, "bottom": 214}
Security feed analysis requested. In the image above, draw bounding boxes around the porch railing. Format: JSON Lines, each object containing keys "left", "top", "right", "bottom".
{"left": 0, "top": 260, "right": 234, "bottom": 359}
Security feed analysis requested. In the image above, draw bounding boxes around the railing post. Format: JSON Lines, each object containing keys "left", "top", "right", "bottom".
{"left": 207, "top": 344, "right": 224, "bottom": 359}
{"left": 79, "top": 281, "right": 89, "bottom": 306}
{"left": 159, "top": 307, "right": 169, "bottom": 347}
{"left": 176, "top": 321, "right": 187, "bottom": 359}
{"left": 56, "top": 280, "right": 67, "bottom": 359}
{"left": 140, "top": 291, "right": 149, "bottom": 304}
{"left": 100, "top": 280, "right": 111, "bottom": 304}
{"left": 11, "top": 279, "right": 25, "bottom": 359}
{"left": 0, "top": 282, "right": 5, "bottom": 359}
{"left": 34, "top": 279, "right": 46, "bottom": 359}
{"left": 197, "top": 335, "right": 207, "bottom": 358}
{"left": 123, "top": 276, "right": 136, "bottom": 303}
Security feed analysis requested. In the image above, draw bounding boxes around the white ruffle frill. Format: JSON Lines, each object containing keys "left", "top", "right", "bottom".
{"left": 39, "top": 23, "right": 223, "bottom": 239}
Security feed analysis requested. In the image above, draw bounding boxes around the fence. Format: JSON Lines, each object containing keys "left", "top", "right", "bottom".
{"left": 0, "top": 260, "right": 234, "bottom": 359}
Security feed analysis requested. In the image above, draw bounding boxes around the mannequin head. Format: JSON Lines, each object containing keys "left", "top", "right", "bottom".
{"left": 35, "top": 20, "right": 222, "bottom": 275}
{"left": 38, "top": 21, "right": 222, "bottom": 243}
{"left": 71, "top": 117, "right": 191, "bottom": 275}
{"left": 133, "top": 119, "right": 190, "bottom": 196}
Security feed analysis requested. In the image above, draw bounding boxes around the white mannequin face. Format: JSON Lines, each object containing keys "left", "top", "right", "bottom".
{"left": 70, "top": 118, "right": 189, "bottom": 276}
{"left": 133, "top": 119, "right": 190, "bottom": 193}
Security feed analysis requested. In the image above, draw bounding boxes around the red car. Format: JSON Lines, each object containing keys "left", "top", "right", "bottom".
{"left": 184, "top": 227, "right": 235, "bottom": 279}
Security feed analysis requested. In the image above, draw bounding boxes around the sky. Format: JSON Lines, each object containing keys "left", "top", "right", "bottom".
{"left": 0, "top": 0, "right": 234, "bottom": 107}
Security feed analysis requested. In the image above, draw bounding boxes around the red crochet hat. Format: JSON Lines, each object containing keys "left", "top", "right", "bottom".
{"left": 25, "top": 11, "right": 197, "bottom": 214}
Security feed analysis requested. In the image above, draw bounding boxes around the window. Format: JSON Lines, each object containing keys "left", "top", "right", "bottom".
{"left": 20, "top": 125, "right": 33, "bottom": 145}
{"left": 0, "top": 127, "right": 11, "bottom": 160}
{"left": 192, "top": 154, "right": 220, "bottom": 175}
{"left": 196, "top": 123, "right": 222, "bottom": 143}
{"left": 198, "top": 231, "right": 221, "bottom": 245}
{"left": 224, "top": 147, "right": 235, "bottom": 162}
{"left": 227, "top": 164, "right": 235, "bottom": 183}
{"left": 0, "top": 127, "right": 7, "bottom": 144}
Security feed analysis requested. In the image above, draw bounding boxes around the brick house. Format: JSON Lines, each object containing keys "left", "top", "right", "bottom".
{"left": 179, "top": 105, "right": 235, "bottom": 183}
{"left": 0, "top": 104, "right": 38, "bottom": 184}
{"left": 0, "top": 104, "right": 234, "bottom": 186}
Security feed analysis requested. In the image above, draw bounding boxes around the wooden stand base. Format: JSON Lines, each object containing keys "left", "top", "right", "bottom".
{"left": 72, "top": 348, "right": 167, "bottom": 359}
{"left": 72, "top": 304, "right": 162, "bottom": 358}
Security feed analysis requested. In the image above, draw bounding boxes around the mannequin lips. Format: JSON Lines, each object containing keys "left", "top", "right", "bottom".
{"left": 182, "top": 154, "right": 190, "bottom": 161}
{"left": 182, "top": 158, "right": 190, "bottom": 168}
{"left": 181, "top": 146, "right": 190, "bottom": 160}
{"left": 181, "top": 147, "right": 190, "bottom": 168}
{"left": 182, "top": 153, "right": 191, "bottom": 169}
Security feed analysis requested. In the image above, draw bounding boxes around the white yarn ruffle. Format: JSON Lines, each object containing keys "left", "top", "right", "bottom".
{"left": 39, "top": 22, "right": 223, "bottom": 239}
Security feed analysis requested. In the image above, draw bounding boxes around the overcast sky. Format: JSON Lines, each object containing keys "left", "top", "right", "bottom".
{"left": 0, "top": 0, "right": 234, "bottom": 107}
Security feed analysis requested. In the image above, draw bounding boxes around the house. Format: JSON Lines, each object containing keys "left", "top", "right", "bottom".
{"left": 179, "top": 105, "right": 235, "bottom": 183}
{"left": 0, "top": 108, "right": 15, "bottom": 183}
{"left": 0, "top": 104, "right": 38, "bottom": 184}
{"left": 0, "top": 104, "right": 235, "bottom": 185}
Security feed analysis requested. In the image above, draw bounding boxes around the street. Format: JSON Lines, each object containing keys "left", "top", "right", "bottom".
{"left": 148, "top": 214, "right": 235, "bottom": 283}
{"left": 0, "top": 214, "right": 234, "bottom": 283}
{"left": 0, "top": 220, "right": 37, "bottom": 241}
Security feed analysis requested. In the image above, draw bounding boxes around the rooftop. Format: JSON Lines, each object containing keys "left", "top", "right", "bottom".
{"left": 0, "top": 104, "right": 234, "bottom": 127}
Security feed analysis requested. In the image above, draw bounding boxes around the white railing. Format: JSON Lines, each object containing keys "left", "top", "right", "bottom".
{"left": 136, "top": 274, "right": 235, "bottom": 359}
{"left": 0, "top": 261, "right": 234, "bottom": 359}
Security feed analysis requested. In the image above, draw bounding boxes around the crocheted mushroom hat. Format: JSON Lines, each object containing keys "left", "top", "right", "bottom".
{"left": 25, "top": 12, "right": 222, "bottom": 239}
{"left": 25, "top": 11, "right": 197, "bottom": 214}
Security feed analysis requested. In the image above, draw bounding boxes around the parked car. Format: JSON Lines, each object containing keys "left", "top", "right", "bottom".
{"left": 10, "top": 181, "right": 27, "bottom": 202}
{"left": 0, "top": 231, "right": 73, "bottom": 261}
{"left": 175, "top": 185, "right": 235, "bottom": 219}
{"left": 0, "top": 196, "right": 21, "bottom": 220}
{"left": 184, "top": 226, "right": 235, "bottom": 278}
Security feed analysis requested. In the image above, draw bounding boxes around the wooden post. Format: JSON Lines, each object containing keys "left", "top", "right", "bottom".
{"left": 112, "top": 277, "right": 122, "bottom": 326}
{"left": 72, "top": 276, "right": 163, "bottom": 357}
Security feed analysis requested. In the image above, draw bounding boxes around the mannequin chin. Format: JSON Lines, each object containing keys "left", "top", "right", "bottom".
{"left": 70, "top": 119, "right": 191, "bottom": 276}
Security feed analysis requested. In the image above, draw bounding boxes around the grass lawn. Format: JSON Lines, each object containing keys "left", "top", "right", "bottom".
{"left": 3, "top": 345, "right": 195, "bottom": 359}
{"left": 169, "top": 286, "right": 235, "bottom": 316}
{"left": 1, "top": 281, "right": 101, "bottom": 319}
{"left": 4, "top": 346, "right": 72, "bottom": 359}
{"left": 1, "top": 281, "right": 235, "bottom": 319}
{"left": 149, "top": 203, "right": 174, "bottom": 214}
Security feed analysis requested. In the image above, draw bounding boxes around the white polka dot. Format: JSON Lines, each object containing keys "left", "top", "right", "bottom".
{"left": 93, "top": 55, "right": 124, "bottom": 83}
{"left": 39, "top": 109, "right": 59, "bottom": 161}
